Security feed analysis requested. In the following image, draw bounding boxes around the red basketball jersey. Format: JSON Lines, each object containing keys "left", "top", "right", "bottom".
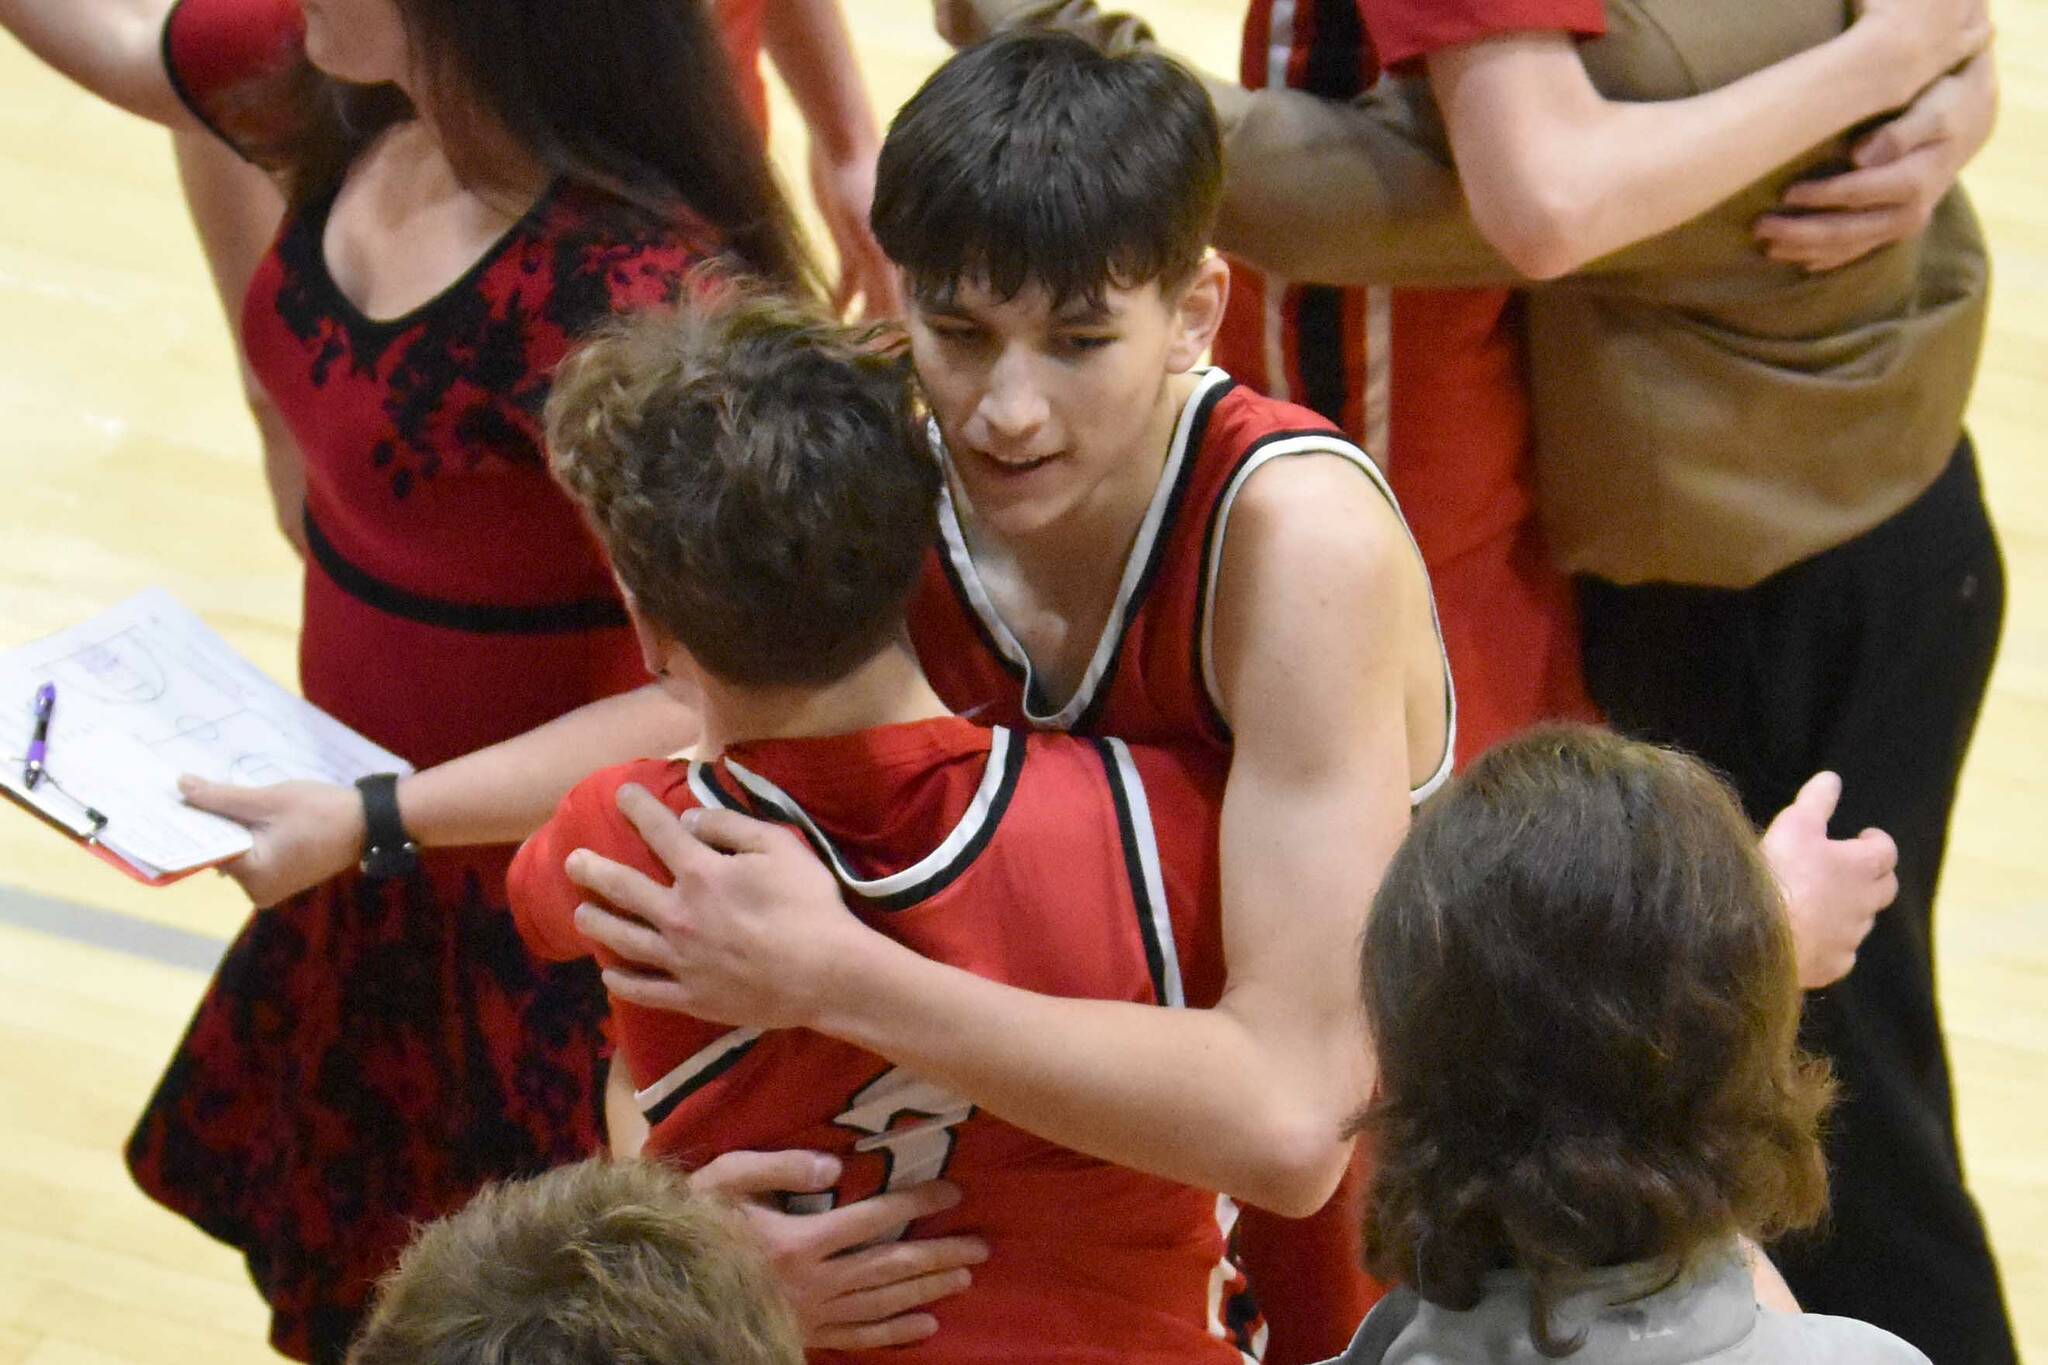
{"left": 509, "top": 718, "right": 1251, "bottom": 1363}
{"left": 908, "top": 367, "right": 1454, "bottom": 790}
{"left": 904, "top": 371, "right": 1452, "bottom": 1363}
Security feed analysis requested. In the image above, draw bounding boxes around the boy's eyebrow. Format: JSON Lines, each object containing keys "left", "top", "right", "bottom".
{"left": 1052, "top": 300, "right": 1118, "bottom": 326}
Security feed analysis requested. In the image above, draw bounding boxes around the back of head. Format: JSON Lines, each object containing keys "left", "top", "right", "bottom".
{"left": 348, "top": 1157, "right": 801, "bottom": 1365}
{"left": 871, "top": 30, "right": 1222, "bottom": 306}
{"left": 546, "top": 281, "right": 935, "bottom": 688}
{"left": 1358, "top": 726, "right": 1833, "bottom": 1352}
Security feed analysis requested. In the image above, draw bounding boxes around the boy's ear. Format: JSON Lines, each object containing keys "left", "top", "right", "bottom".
{"left": 1164, "top": 254, "right": 1231, "bottom": 373}
{"left": 618, "top": 585, "right": 674, "bottom": 680}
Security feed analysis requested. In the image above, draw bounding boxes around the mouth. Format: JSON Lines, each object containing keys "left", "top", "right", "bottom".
{"left": 972, "top": 449, "right": 1061, "bottom": 479}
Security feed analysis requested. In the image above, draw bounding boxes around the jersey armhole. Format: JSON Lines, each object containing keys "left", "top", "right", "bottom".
{"left": 1195, "top": 436, "right": 1456, "bottom": 803}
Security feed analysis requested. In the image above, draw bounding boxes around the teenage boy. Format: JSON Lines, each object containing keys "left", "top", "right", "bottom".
{"left": 509, "top": 290, "right": 1257, "bottom": 1362}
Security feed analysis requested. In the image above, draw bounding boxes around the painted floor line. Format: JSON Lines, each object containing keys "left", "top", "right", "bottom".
{"left": 0, "top": 882, "right": 226, "bottom": 974}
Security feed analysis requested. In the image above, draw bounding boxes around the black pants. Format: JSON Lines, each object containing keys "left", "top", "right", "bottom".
{"left": 1578, "top": 439, "right": 2015, "bottom": 1365}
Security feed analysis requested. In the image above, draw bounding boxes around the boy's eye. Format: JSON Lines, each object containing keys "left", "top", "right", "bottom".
{"left": 1059, "top": 334, "right": 1116, "bottom": 354}
{"left": 929, "top": 325, "right": 985, "bottom": 347}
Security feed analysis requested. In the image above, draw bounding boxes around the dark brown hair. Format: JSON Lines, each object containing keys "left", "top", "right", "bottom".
{"left": 546, "top": 280, "right": 935, "bottom": 688}
{"left": 347, "top": 1157, "right": 802, "bottom": 1365}
{"left": 1355, "top": 726, "right": 1833, "bottom": 1355}
{"left": 871, "top": 30, "right": 1222, "bottom": 307}
{"left": 274, "top": 0, "right": 810, "bottom": 287}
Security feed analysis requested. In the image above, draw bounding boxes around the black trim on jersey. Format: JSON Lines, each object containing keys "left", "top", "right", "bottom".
{"left": 1187, "top": 427, "right": 1358, "bottom": 743}
{"left": 1065, "top": 374, "right": 1237, "bottom": 734}
{"left": 304, "top": 510, "right": 630, "bottom": 635}
{"left": 932, "top": 536, "right": 1027, "bottom": 688}
{"left": 1303, "top": 0, "right": 1374, "bottom": 100}
{"left": 642, "top": 1034, "right": 761, "bottom": 1127}
{"left": 1091, "top": 739, "right": 1171, "bottom": 1004}
{"left": 694, "top": 734, "right": 1028, "bottom": 914}
{"left": 1296, "top": 287, "right": 1352, "bottom": 431}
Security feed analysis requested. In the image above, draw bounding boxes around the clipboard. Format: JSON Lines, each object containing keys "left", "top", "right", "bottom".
{"left": 0, "top": 777, "right": 220, "bottom": 886}
{"left": 1, "top": 727, "right": 252, "bottom": 886}
{"left": 0, "top": 591, "right": 411, "bottom": 888}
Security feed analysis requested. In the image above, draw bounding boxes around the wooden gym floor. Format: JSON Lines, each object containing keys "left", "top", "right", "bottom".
{"left": 0, "top": 2, "right": 2042, "bottom": 1359}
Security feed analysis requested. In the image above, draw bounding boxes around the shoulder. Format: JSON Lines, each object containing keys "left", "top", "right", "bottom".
{"left": 163, "top": 0, "right": 311, "bottom": 170}
{"left": 1756, "top": 1311, "right": 1935, "bottom": 1365}
{"left": 535, "top": 185, "right": 722, "bottom": 316}
{"left": 1224, "top": 440, "right": 1415, "bottom": 593}
{"left": 559, "top": 756, "right": 699, "bottom": 847}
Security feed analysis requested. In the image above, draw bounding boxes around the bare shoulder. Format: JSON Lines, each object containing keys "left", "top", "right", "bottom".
{"left": 1223, "top": 448, "right": 1420, "bottom": 598}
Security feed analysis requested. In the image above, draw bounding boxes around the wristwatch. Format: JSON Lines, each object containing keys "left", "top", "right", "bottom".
{"left": 356, "top": 772, "right": 420, "bottom": 881}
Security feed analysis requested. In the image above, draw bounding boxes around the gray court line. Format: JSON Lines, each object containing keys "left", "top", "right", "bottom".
{"left": 0, "top": 881, "right": 227, "bottom": 974}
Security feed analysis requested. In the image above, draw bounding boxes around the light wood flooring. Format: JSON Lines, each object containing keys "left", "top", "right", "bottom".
{"left": 0, "top": 2, "right": 2042, "bottom": 1359}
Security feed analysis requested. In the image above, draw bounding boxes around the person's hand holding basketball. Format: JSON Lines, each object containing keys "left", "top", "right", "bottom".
{"left": 1760, "top": 771, "right": 1900, "bottom": 989}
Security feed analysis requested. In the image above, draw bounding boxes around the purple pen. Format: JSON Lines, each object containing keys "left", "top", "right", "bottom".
{"left": 23, "top": 682, "right": 54, "bottom": 791}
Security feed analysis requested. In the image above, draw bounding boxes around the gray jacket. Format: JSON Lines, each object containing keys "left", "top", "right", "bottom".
{"left": 1319, "top": 1244, "right": 1930, "bottom": 1365}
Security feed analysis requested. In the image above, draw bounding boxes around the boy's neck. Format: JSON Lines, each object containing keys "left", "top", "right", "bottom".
{"left": 694, "top": 640, "right": 952, "bottom": 755}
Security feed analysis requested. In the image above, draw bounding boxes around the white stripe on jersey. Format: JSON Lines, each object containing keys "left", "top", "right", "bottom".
{"left": 635, "top": 1026, "right": 762, "bottom": 1116}
{"left": 1101, "top": 737, "right": 1186, "bottom": 1008}
{"left": 1195, "top": 429, "right": 1457, "bottom": 804}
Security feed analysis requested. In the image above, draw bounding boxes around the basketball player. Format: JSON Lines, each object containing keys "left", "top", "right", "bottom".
{"left": 513, "top": 289, "right": 1256, "bottom": 1361}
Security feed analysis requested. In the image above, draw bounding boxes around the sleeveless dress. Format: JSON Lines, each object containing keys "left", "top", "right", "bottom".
{"left": 124, "top": 1, "right": 725, "bottom": 1357}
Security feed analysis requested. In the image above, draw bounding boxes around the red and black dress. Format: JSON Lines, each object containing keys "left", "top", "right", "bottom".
{"left": 123, "top": 1, "right": 721, "bottom": 1358}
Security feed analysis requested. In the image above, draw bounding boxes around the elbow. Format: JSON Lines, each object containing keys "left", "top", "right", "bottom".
{"left": 1468, "top": 176, "right": 1593, "bottom": 282}
{"left": 1238, "top": 1111, "right": 1353, "bottom": 1218}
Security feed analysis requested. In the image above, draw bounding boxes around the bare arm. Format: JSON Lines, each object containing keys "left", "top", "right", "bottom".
{"left": 0, "top": 0, "right": 196, "bottom": 127}
{"left": 172, "top": 130, "right": 305, "bottom": 554}
{"left": 181, "top": 683, "right": 699, "bottom": 906}
{"left": 1428, "top": 4, "right": 1987, "bottom": 280}
{"left": 760, "top": 0, "right": 896, "bottom": 315}
{"left": 567, "top": 458, "right": 1425, "bottom": 1216}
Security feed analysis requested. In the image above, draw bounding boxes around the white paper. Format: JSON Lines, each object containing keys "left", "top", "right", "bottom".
{"left": 0, "top": 589, "right": 411, "bottom": 876}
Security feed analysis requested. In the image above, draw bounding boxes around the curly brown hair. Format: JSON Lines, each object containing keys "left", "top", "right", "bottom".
{"left": 546, "top": 280, "right": 935, "bottom": 688}
{"left": 347, "top": 1157, "right": 801, "bottom": 1365}
{"left": 1355, "top": 725, "right": 1834, "bottom": 1355}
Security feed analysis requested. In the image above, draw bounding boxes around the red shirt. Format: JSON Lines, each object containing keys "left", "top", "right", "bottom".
{"left": 509, "top": 719, "right": 1249, "bottom": 1364}
{"left": 1363, "top": 0, "right": 1604, "bottom": 70}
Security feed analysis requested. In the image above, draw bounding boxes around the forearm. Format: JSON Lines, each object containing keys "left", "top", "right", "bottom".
{"left": 761, "top": 0, "right": 878, "bottom": 161}
{"left": 1436, "top": 27, "right": 1938, "bottom": 280}
{"left": 810, "top": 931, "right": 1350, "bottom": 1215}
{"left": 398, "top": 685, "right": 697, "bottom": 848}
{"left": 1, "top": 0, "right": 186, "bottom": 124}
{"left": 1215, "top": 81, "right": 1515, "bottom": 287}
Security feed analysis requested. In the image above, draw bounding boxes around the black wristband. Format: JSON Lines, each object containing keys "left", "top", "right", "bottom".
{"left": 356, "top": 772, "right": 419, "bottom": 882}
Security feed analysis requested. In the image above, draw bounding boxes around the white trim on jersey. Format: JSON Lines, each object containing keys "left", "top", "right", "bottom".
{"left": 1100, "top": 737, "right": 1187, "bottom": 1008}
{"left": 711, "top": 727, "right": 1018, "bottom": 903}
{"left": 1196, "top": 431, "right": 1457, "bottom": 805}
{"left": 934, "top": 368, "right": 1233, "bottom": 732}
{"left": 635, "top": 1026, "right": 763, "bottom": 1117}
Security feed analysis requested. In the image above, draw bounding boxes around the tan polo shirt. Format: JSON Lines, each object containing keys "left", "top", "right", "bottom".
{"left": 1530, "top": 0, "right": 1989, "bottom": 587}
